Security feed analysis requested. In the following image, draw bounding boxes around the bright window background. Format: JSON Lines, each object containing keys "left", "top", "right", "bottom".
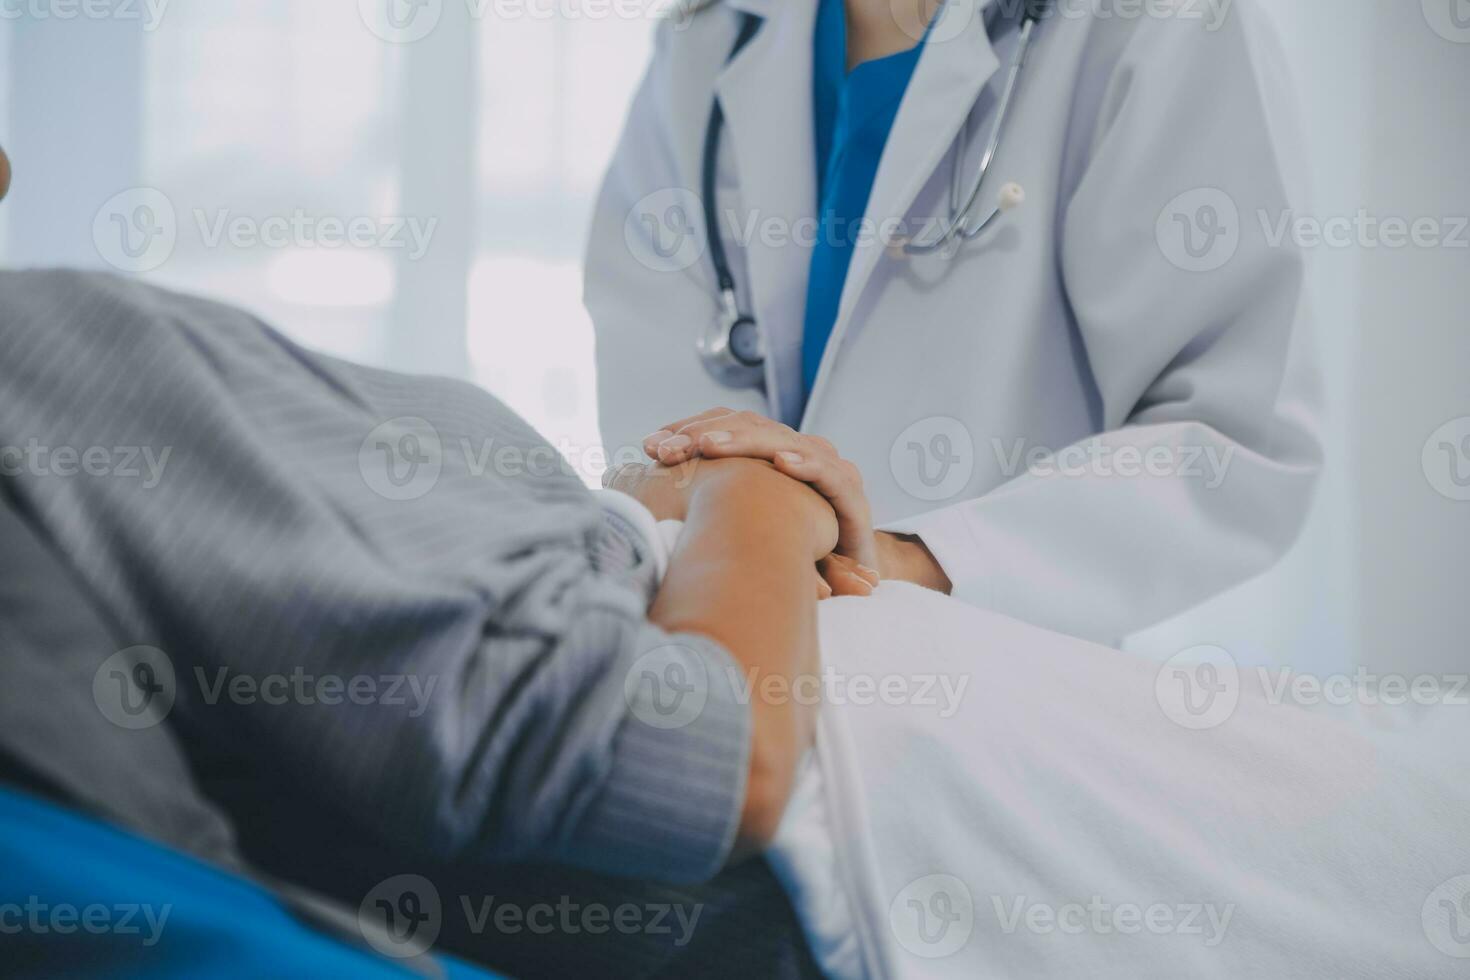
{"left": 0, "top": 4, "right": 658, "bottom": 486}
{"left": 470, "top": 13, "right": 655, "bottom": 473}
{"left": 142, "top": 3, "right": 403, "bottom": 360}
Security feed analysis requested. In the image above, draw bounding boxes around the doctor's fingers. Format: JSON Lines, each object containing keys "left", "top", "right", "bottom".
{"left": 653, "top": 410, "right": 792, "bottom": 464}
{"left": 643, "top": 407, "right": 747, "bottom": 459}
{"left": 771, "top": 452, "right": 881, "bottom": 571}
{"left": 815, "top": 568, "right": 834, "bottom": 600}
{"left": 818, "top": 554, "right": 879, "bottom": 598}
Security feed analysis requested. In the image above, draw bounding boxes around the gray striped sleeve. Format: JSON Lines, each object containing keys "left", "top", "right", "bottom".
{"left": 0, "top": 269, "right": 752, "bottom": 885}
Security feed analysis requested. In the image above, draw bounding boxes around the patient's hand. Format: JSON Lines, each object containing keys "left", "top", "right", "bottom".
{"left": 605, "top": 461, "right": 870, "bottom": 599}
{"left": 643, "top": 409, "right": 952, "bottom": 595}
{"left": 643, "top": 410, "right": 880, "bottom": 571}
{"left": 604, "top": 458, "right": 838, "bottom": 562}
{"left": 602, "top": 458, "right": 700, "bottom": 524}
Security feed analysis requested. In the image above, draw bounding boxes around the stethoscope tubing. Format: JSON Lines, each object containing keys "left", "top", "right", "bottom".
{"left": 696, "top": 1, "right": 1050, "bottom": 382}
{"left": 905, "top": 12, "right": 1041, "bottom": 255}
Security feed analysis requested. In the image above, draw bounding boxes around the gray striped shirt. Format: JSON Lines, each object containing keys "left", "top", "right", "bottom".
{"left": 0, "top": 269, "right": 750, "bottom": 884}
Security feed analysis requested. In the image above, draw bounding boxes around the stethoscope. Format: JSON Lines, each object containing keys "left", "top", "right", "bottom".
{"left": 697, "top": 0, "right": 1052, "bottom": 389}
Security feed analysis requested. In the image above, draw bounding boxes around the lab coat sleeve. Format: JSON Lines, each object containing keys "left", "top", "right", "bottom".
{"left": 584, "top": 15, "right": 769, "bottom": 461}
{"left": 884, "top": 7, "right": 1323, "bottom": 644}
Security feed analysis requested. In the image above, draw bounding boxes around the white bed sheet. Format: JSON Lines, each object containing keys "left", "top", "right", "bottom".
{"left": 772, "top": 582, "right": 1470, "bottom": 979}
{"left": 617, "top": 503, "right": 1470, "bottom": 978}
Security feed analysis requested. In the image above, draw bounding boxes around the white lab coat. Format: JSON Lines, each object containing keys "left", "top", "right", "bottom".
{"left": 586, "top": 0, "right": 1322, "bottom": 644}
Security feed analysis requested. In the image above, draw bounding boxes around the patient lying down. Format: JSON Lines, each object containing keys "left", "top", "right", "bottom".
{"left": 0, "top": 261, "right": 1464, "bottom": 979}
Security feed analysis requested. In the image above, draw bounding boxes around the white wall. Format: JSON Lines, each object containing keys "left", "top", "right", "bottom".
{"left": 1126, "top": 0, "right": 1370, "bottom": 673}
{"left": 1355, "top": 3, "right": 1470, "bottom": 675}
{"left": 1128, "top": 0, "right": 1469, "bottom": 675}
{"left": 4, "top": 16, "right": 144, "bottom": 267}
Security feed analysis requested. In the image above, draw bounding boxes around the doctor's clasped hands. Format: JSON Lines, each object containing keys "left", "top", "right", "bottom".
{"left": 643, "top": 407, "right": 953, "bottom": 596}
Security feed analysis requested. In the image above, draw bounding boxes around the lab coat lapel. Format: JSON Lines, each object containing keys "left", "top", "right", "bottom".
{"left": 801, "top": 0, "right": 1001, "bottom": 423}
{"left": 717, "top": 0, "right": 819, "bottom": 425}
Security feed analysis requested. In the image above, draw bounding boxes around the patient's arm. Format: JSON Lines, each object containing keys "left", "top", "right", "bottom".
{"left": 608, "top": 459, "right": 837, "bottom": 859}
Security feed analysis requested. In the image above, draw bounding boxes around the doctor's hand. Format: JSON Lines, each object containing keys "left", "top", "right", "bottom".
{"left": 604, "top": 456, "right": 837, "bottom": 556}
{"left": 644, "top": 409, "right": 883, "bottom": 577}
{"left": 644, "top": 409, "right": 953, "bottom": 595}
{"left": 604, "top": 457, "right": 869, "bottom": 599}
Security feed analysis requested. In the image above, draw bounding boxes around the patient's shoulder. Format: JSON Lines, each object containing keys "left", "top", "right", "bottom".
{"left": 0, "top": 268, "right": 259, "bottom": 352}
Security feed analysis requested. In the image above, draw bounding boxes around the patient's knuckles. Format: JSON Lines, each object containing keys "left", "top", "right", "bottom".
{"left": 603, "top": 461, "right": 639, "bottom": 491}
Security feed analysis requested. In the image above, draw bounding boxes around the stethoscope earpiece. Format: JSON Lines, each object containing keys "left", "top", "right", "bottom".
{"left": 888, "top": 182, "right": 1027, "bottom": 263}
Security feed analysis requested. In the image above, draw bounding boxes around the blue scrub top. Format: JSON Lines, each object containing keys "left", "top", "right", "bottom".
{"left": 801, "top": 0, "right": 926, "bottom": 400}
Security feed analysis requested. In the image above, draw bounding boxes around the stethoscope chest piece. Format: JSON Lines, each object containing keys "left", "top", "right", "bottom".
{"left": 698, "top": 288, "right": 766, "bottom": 388}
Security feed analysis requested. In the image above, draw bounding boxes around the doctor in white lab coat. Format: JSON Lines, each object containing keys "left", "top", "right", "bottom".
{"left": 586, "top": 0, "right": 1321, "bottom": 644}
